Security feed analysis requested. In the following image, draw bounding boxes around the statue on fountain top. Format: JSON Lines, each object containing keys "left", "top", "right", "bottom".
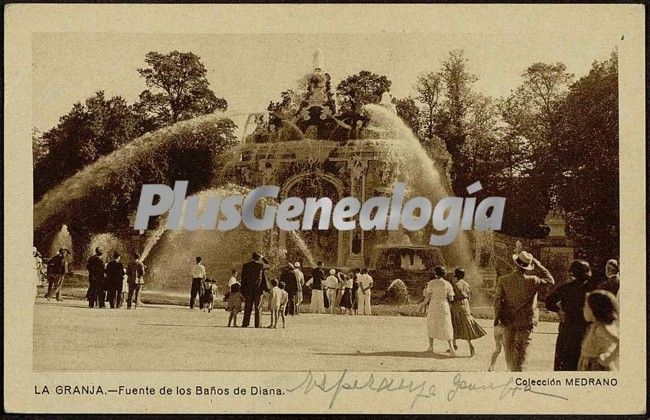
{"left": 251, "top": 51, "right": 371, "bottom": 144}
{"left": 294, "top": 51, "right": 337, "bottom": 138}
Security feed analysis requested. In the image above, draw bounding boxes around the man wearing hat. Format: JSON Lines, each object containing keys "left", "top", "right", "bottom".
{"left": 494, "top": 250, "right": 555, "bottom": 371}
{"left": 86, "top": 247, "right": 106, "bottom": 308}
{"left": 240, "top": 252, "right": 269, "bottom": 327}
{"left": 105, "top": 252, "right": 125, "bottom": 309}
{"left": 280, "top": 262, "right": 299, "bottom": 316}
{"left": 45, "top": 248, "right": 69, "bottom": 301}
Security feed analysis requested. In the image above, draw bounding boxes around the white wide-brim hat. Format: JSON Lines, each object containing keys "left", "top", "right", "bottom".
{"left": 512, "top": 251, "right": 534, "bottom": 271}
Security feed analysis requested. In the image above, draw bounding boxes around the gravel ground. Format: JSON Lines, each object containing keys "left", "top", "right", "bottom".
{"left": 34, "top": 297, "right": 558, "bottom": 372}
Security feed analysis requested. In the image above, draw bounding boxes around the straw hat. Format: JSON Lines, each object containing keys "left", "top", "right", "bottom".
{"left": 512, "top": 251, "right": 534, "bottom": 271}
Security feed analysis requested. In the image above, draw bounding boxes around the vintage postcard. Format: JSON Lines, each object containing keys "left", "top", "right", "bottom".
{"left": 4, "top": 3, "right": 646, "bottom": 415}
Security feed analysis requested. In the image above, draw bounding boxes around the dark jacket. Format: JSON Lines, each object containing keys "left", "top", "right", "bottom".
{"left": 105, "top": 260, "right": 124, "bottom": 287}
{"left": 86, "top": 255, "right": 105, "bottom": 281}
{"left": 545, "top": 279, "right": 597, "bottom": 371}
{"left": 281, "top": 267, "right": 299, "bottom": 294}
{"left": 494, "top": 266, "right": 554, "bottom": 329}
{"left": 312, "top": 267, "right": 325, "bottom": 290}
{"left": 127, "top": 260, "right": 145, "bottom": 284}
{"left": 47, "top": 254, "right": 67, "bottom": 276}
{"left": 240, "top": 259, "right": 267, "bottom": 296}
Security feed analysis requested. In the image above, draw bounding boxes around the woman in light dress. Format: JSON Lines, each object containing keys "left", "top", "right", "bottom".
{"left": 420, "top": 266, "right": 455, "bottom": 356}
{"left": 33, "top": 248, "right": 45, "bottom": 298}
{"left": 449, "top": 268, "right": 486, "bottom": 357}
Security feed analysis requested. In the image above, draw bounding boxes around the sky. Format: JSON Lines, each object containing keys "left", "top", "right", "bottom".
{"left": 32, "top": 31, "right": 619, "bottom": 132}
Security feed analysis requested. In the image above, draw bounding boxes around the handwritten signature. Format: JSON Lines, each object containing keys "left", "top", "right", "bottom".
{"left": 285, "top": 371, "right": 568, "bottom": 410}
{"left": 285, "top": 370, "right": 436, "bottom": 409}
{"left": 447, "top": 374, "right": 568, "bottom": 402}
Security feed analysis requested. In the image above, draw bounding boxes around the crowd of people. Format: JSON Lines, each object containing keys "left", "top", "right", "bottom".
{"left": 492, "top": 250, "right": 619, "bottom": 372}
{"left": 205, "top": 253, "right": 376, "bottom": 329}
{"left": 33, "top": 244, "right": 620, "bottom": 372}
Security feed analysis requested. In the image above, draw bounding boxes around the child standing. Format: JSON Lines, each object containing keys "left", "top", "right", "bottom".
{"left": 268, "top": 279, "right": 282, "bottom": 329}
{"left": 578, "top": 290, "right": 619, "bottom": 371}
{"left": 202, "top": 279, "right": 217, "bottom": 312}
{"left": 227, "top": 282, "right": 243, "bottom": 327}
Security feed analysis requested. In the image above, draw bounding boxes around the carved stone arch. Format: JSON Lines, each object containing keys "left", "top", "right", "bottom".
{"left": 278, "top": 171, "right": 346, "bottom": 267}
{"left": 280, "top": 171, "right": 344, "bottom": 199}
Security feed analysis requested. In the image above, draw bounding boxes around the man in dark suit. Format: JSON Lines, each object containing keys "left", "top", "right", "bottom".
{"left": 281, "top": 262, "right": 299, "bottom": 315}
{"left": 86, "top": 247, "right": 106, "bottom": 308}
{"left": 240, "top": 252, "right": 268, "bottom": 327}
{"left": 105, "top": 252, "right": 125, "bottom": 309}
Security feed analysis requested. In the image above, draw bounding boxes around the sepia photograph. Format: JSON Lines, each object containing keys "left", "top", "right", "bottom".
{"left": 31, "top": 30, "right": 621, "bottom": 373}
{"left": 5, "top": 3, "right": 646, "bottom": 415}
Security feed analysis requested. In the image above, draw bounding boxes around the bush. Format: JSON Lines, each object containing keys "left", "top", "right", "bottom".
{"left": 381, "top": 279, "right": 410, "bottom": 305}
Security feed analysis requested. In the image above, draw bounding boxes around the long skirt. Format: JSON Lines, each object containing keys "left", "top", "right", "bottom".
{"left": 339, "top": 288, "right": 353, "bottom": 309}
{"left": 553, "top": 323, "right": 588, "bottom": 371}
{"left": 450, "top": 300, "right": 486, "bottom": 341}
{"left": 310, "top": 289, "right": 325, "bottom": 314}
{"left": 427, "top": 301, "right": 453, "bottom": 341}
{"left": 351, "top": 286, "right": 359, "bottom": 310}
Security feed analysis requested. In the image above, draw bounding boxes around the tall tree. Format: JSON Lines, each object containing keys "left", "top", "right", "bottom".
{"left": 555, "top": 53, "right": 618, "bottom": 269}
{"left": 414, "top": 71, "right": 443, "bottom": 145}
{"left": 136, "top": 51, "right": 227, "bottom": 129}
{"left": 435, "top": 50, "right": 479, "bottom": 195}
{"left": 501, "top": 62, "right": 573, "bottom": 199}
{"left": 336, "top": 70, "right": 392, "bottom": 113}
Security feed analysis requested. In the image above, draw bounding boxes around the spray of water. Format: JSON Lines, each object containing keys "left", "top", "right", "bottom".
{"left": 140, "top": 222, "right": 168, "bottom": 263}
{"left": 138, "top": 184, "right": 318, "bottom": 290}
{"left": 49, "top": 224, "right": 73, "bottom": 257}
{"left": 288, "top": 230, "right": 316, "bottom": 267}
{"left": 34, "top": 101, "right": 480, "bottom": 295}
{"left": 363, "top": 104, "right": 480, "bottom": 285}
{"left": 87, "top": 233, "right": 127, "bottom": 261}
{"left": 33, "top": 112, "right": 240, "bottom": 232}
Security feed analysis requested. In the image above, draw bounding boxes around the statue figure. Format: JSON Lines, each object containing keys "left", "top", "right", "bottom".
{"left": 294, "top": 51, "right": 336, "bottom": 138}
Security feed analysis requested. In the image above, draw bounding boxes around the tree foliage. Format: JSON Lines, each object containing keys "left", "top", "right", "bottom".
{"left": 34, "top": 117, "right": 238, "bottom": 258}
{"left": 414, "top": 71, "right": 443, "bottom": 145}
{"left": 34, "top": 91, "right": 140, "bottom": 200}
{"left": 394, "top": 96, "right": 421, "bottom": 137}
{"left": 434, "top": 50, "right": 480, "bottom": 194}
{"left": 336, "top": 70, "right": 392, "bottom": 113}
{"left": 554, "top": 54, "right": 619, "bottom": 268}
{"left": 501, "top": 63, "right": 573, "bottom": 196}
{"left": 136, "top": 51, "right": 227, "bottom": 129}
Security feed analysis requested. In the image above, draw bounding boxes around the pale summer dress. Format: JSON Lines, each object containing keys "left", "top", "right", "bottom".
{"left": 424, "top": 278, "right": 455, "bottom": 340}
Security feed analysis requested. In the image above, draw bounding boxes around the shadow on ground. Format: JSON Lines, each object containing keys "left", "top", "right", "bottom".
{"left": 316, "top": 350, "right": 469, "bottom": 360}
